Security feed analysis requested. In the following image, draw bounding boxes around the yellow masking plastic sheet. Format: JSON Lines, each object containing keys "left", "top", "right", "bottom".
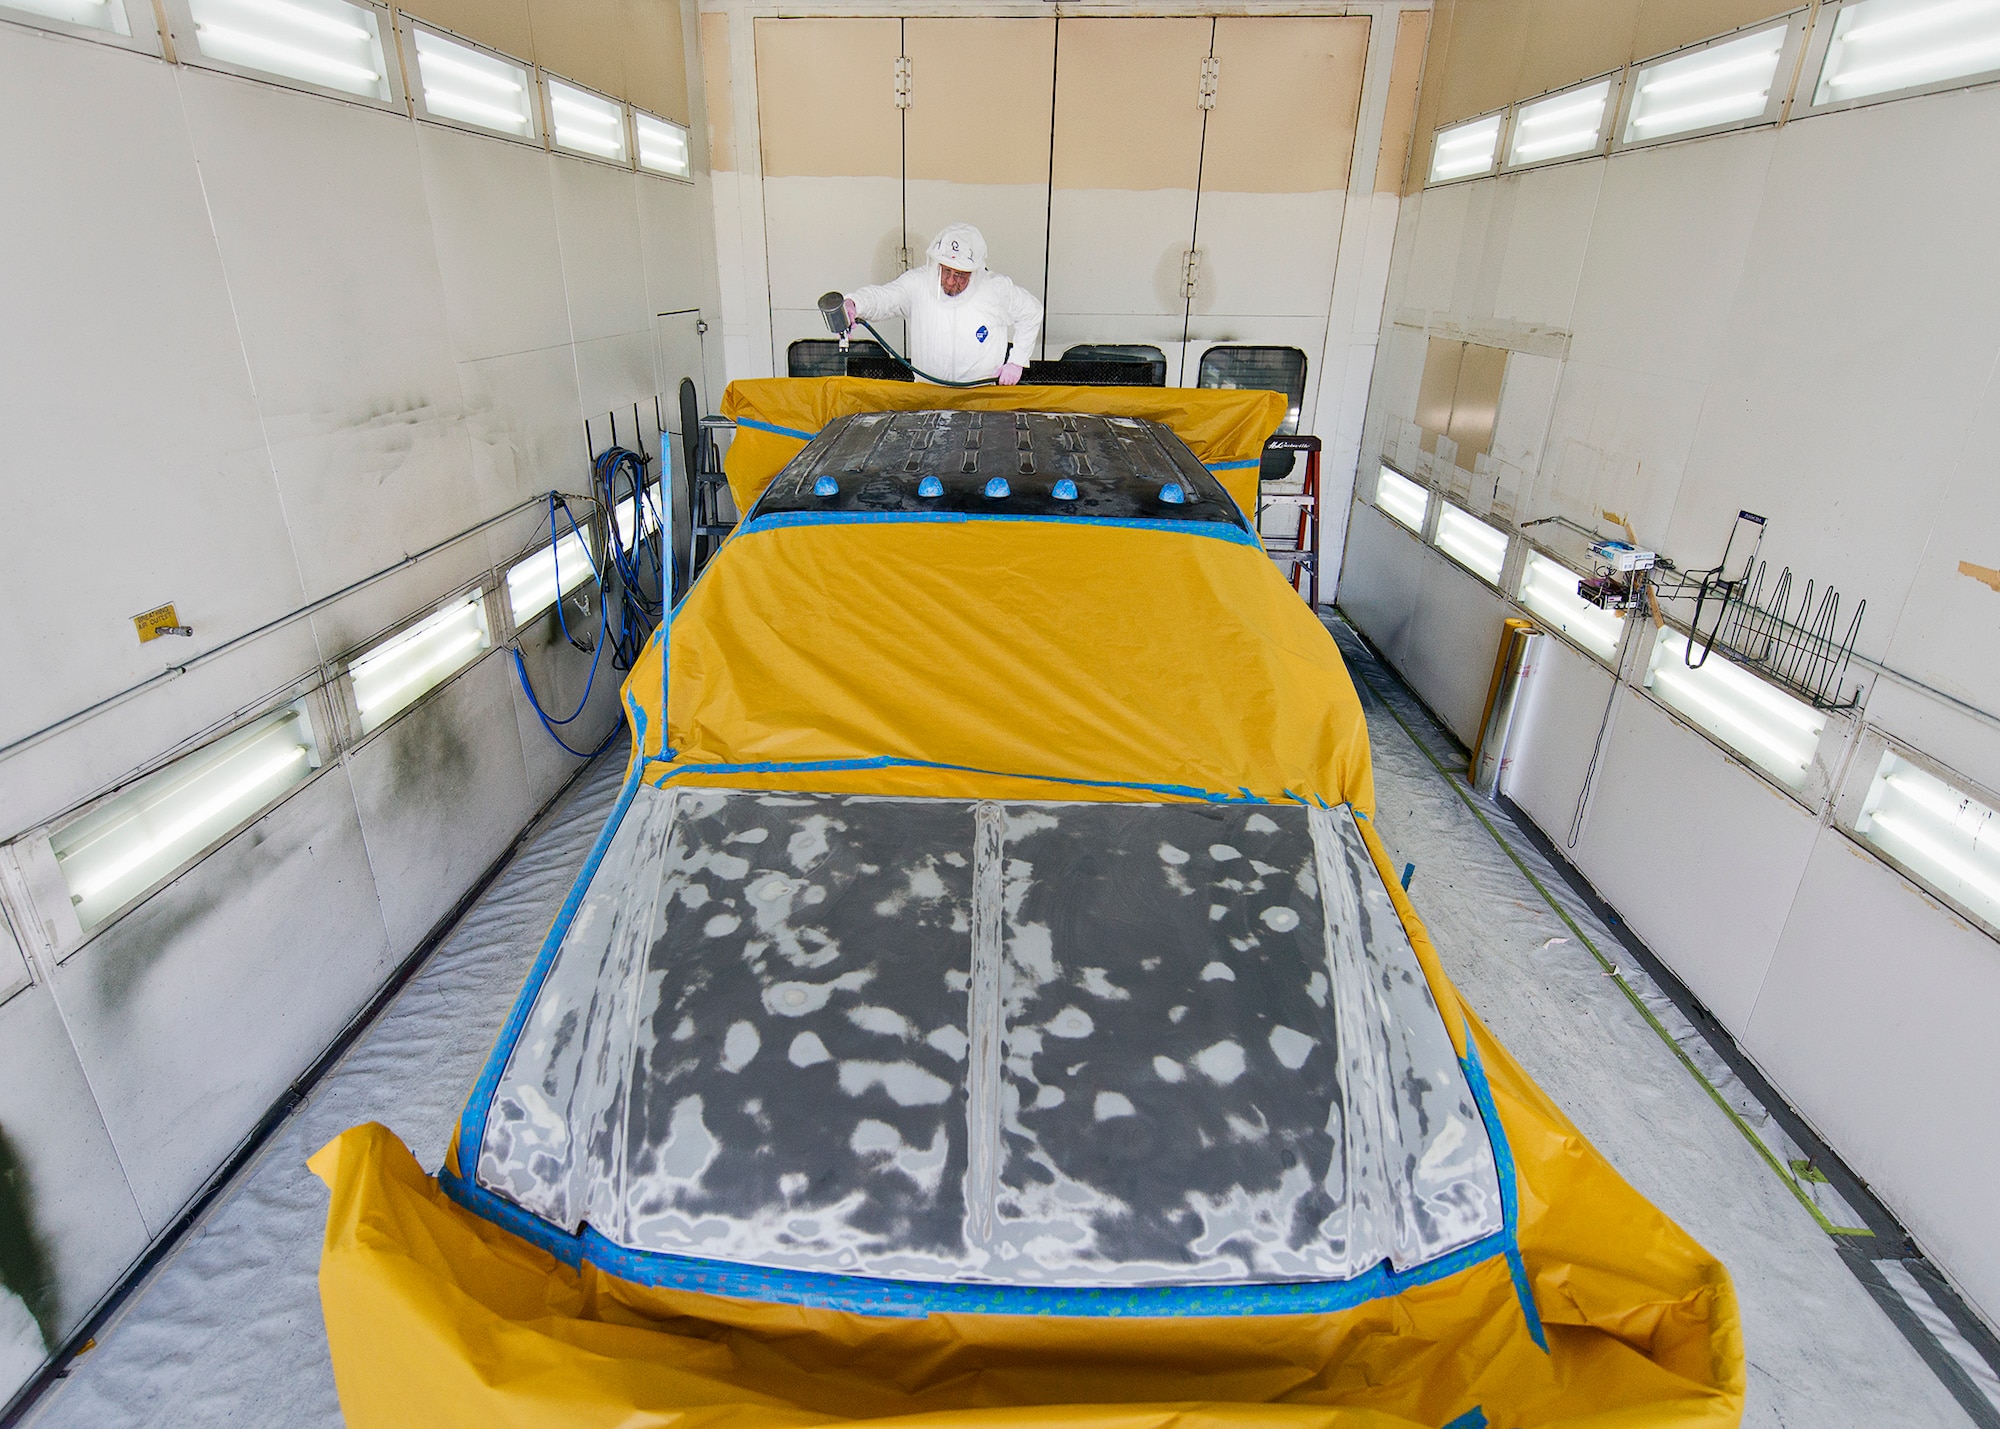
{"left": 718, "top": 377, "right": 1288, "bottom": 517}
{"left": 634, "top": 519, "right": 1376, "bottom": 811}
{"left": 313, "top": 381, "right": 1745, "bottom": 1428}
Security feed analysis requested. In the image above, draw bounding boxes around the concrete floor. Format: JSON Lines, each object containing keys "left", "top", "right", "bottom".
{"left": 21, "top": 642, "right": 1976, "bottom": 1427}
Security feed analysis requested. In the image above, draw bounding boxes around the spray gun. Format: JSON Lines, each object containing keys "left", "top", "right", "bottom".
{"left": 814, "top": 288, "right": 993, "bottom": 387}
{"left": 818, "top": 291, "right": 852, "bottom": 353}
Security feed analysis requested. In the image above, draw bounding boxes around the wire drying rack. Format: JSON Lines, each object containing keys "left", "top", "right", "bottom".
{"left": 1521, "top": 510, "right": 1867, "bottom": 711}
{"left": 1688, "top": 561, "right": 1866, "bottom": 710}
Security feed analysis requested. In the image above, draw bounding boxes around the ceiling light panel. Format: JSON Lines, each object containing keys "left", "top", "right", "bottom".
{"left": 1645, "top": 628, "right": 1825, "bottom": 791}
{"left": 1622, "top": 24, "right": 1789, "bottom": 143}
{"left": 1507, "top": 78, "right": 1615, "bottom": 167}
{"left": 1428, "top": 112, "right": 1504, "bottom": 184}
{"left": 3, "top": 0, "right": 133, "bottom": 38}
{"left": 348, "top": 592, "right": 491, "bottom": 735}
{"left": 1518, "top": 551, "right": 1622, "bottom": 661}
{"left": 546, "top": 76, "right": 629, "bottom": 163}
{"left": 635, "top": 111, "right": 692, "bottom": 178}
{"left": 1375, "top": 465, "right": 1430, "bottom": 533}
{"left": 508, "top": 530, "right": 596, "bottom": 626}
{"left": 1814, "top": 0, "right": 2000, "bottom": 105}
{"left": 1855, "top": 749, "right": 2000, "bottom": 935}
{"left": 50, "top": 703, "right": 322, "bottom": 932}
{"left": 410, "top": 24, "right": 537, "bottom": 139}
{"left": 614, "top": 480, "right": 664, "bottom": 550}
{"left": 1434, "top": 503, "right": 1509, "bottom": 586}
{"left": 185, "top": 0, "right": 393, "bottom": 102}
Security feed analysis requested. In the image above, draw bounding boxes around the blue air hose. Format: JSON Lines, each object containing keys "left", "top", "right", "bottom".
{"left": 592, "top": 445, "right": 667, "bottom": 671}
{"left": 510, "top": 492, "right": 625, "bottom": 758}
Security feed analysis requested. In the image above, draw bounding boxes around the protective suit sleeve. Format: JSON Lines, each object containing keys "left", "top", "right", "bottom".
{"left": 995, "top": 276, "right": 1044, "bottom": 368}
{"left": 847, "top": 270, "right": 920, "bottom": 324}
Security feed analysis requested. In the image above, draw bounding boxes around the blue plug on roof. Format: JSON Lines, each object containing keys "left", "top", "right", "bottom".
{"left": 984, "top": 477, "right": 1011, "bottom": 499}
{"left": 1052, "top": 478, "right": 1078, "bottom": 501}
{"left": 813, "top": 475, "right": 839, "bottom": 498}
{"left": 918, "top": 476, "right": 943, "bottom": 498}
{"left": 1159, "top": 482, "right": 1186, "bottom": 504}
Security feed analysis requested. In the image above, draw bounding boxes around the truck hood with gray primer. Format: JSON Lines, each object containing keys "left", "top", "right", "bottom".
{"left": 474, "top": 788, "right": 1502, "bottom": 1288}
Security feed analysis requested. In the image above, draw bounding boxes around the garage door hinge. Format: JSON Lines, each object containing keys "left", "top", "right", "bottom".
{"left": 895, "top": 56, "right": 912, "bottom": 109}
{"left": 1181, "top": 249, "right": 1202, "bottom": 299}
{"left": 1198, "top": 57, "right": 1219, "bottom": 109}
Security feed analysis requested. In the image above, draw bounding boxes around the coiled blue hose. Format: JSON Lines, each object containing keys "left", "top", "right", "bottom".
{"left": 510, "top": 476, "right": 652, "bottom": 758}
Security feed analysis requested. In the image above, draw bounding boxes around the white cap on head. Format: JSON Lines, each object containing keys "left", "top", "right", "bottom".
{"left": 928, "top": 223, "right": 987, "bottom": 273}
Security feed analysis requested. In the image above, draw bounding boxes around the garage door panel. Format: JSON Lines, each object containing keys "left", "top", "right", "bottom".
{"left": 1188, "top": 191, "right": 1347, "bottom": 319}
{"left": 905, "top": 18, "right": 1053, "bottom": 188}
{"left": 905, "top": 19, "right": 1055, "bottom": 304}
{"left": 1048, "top": 188, "right": 1202, "bottom": 321}
{"left": 1192, "top": 18, "right": 1368, "bottom": 332}
{"left": 756, "top": 19, "right": 903, "bottom": 371}
{"left": 754, "top": 19, "right": 901, "bottom": 180}
{"left": 1046, "top": 19, "right": 1210, "bottom": 329}
{"left": 1203, "top": 17, "right": 1368, "bottom": 195}
{"left": 762, "top": 175, "right": 905, "bottom": 313}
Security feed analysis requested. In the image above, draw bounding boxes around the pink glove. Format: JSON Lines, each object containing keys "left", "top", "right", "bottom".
{"left": 842, "top": 297, "right": 858, "bottom": 328}
{"left": 996, "top": 362, "right": 1025, "bottom": 386}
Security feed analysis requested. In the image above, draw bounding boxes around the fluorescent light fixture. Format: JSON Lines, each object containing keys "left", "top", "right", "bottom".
{"left": 1374, "top": 465, "right": 1429, "bottom": 533}
{"left": 4, "top": 0, "right": 132, "bottom": 36}
{"left": 413, "top": 27, "right": 534, "bottom": 137}
{"left": 614, "top": 480, "right": 665, "bottom": 549}
{"left": 1624, "top": 26, "right": 1785, "bottom": 141}
{"left": 188, "top": 0, "right": 390, "bottom": 100}
{"left": 1428, "top": 113, "right": 1502, "bottom": 183}
{"left": 508, "top": 529, "right": 596, "bottom": 625}
{"left": 1434, "top": 503, "right": 1508, "bottom": 585}
{"left": 1815, "top": 0, "right": 2000, "bottom": 103}
{"left": 1646, "top": 628, "right": 1824, "bottom": 790}
{"left": 1630, "top": 90, "right": 1770, "bottom": 130}
{"left": 1507, "top": 80, "right": 1611, "bottom": 165}
{"left": 1518, "top": 551, "right": 1623, "bottom": 661}
{"left": 635, "top": 111, "right": 692, "bottom": 177}
{"left": 547, "top": 78, "right": 628, "bottom": 162}
{"left": 348, "top": 592, "right": 491, "bottom": 734}
{"left": 50, "top": 705, "right": 320, "bottom": 930}
{"left": 1856, "top": 750, "right": 2000, "bottom": 931}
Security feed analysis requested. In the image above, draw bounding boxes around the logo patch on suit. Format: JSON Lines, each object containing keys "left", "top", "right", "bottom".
{"left": 975, "top": 326, "right": 989, "bottom": 343}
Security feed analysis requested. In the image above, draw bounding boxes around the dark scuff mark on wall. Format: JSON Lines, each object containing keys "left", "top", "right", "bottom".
{"left": 87, "top": 881, "right": 225, "bottom": 1017}
{"left": 387, "top": 688, "right": 477, "bottom": 811}
{"left": 85, "top": 804, "right": 323, "bottom": 1016}
{"left": 0, "top": 1124, "right": 57, "bottom": 1352}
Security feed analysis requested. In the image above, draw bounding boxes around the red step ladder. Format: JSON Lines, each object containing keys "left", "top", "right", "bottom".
{"left": 1256, "top": 434, "right": 1323, "bottom": 606}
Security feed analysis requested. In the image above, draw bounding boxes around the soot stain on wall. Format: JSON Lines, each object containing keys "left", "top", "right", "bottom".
{"left": 0, "top": 1125, "right": 56, "bottom": 1352}
{"left": 86, "top": 799, "right": 328, "bottom": 1016}
{"left": 386, "top": 687, "right": 477, "bottom": 812}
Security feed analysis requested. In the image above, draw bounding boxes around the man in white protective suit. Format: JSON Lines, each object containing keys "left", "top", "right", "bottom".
{"left": 842, "top": 224, "right": 1043, "bottom": 386}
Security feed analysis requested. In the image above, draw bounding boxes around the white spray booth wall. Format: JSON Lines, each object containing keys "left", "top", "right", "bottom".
{"left": 0, "top": 3, "right": 722, "bottom": 1402}
{"left": 1340, "top": 75, "right": 2000, "bottom": 1332}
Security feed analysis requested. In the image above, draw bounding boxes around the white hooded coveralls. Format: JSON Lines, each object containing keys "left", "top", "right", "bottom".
{"left": 846, "top": 230, "right": 1043, "bottom": 384}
